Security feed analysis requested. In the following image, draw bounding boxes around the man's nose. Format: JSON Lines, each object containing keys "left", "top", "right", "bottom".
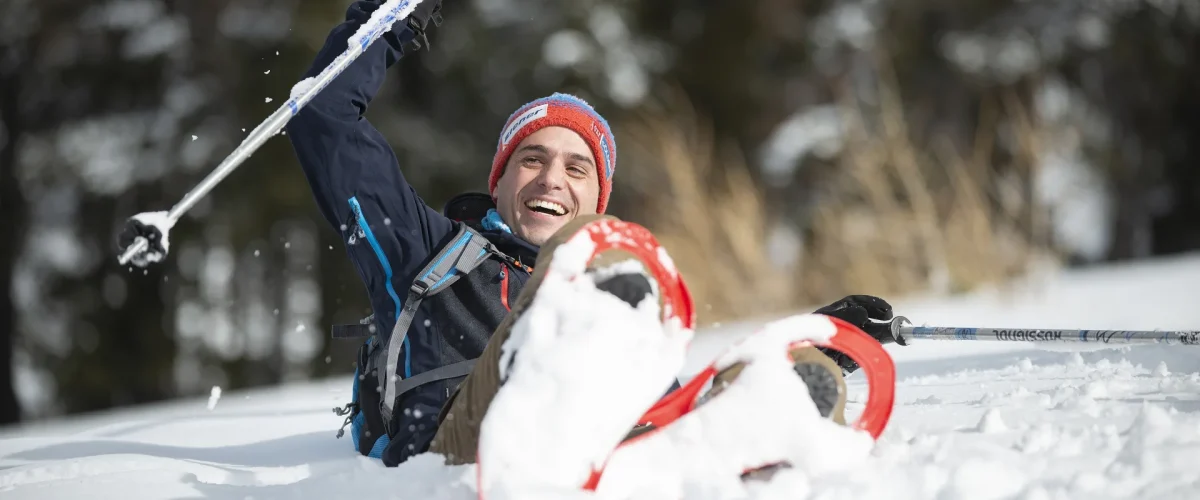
{"left": 536, "top": 158, "right": 567, "bottom": 189}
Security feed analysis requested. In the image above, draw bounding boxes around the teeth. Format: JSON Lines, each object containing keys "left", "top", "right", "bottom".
{"left": 526, "top": 199, "right": 566, "bottom": 215}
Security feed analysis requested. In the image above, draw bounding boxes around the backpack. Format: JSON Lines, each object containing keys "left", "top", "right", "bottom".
{"left": 331, "top": 193, "right": 507, "bottom": 458}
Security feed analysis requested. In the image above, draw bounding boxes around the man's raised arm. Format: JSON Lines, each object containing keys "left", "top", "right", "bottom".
{"left": 285, "top": 0, "right": 453, "bottom": 266}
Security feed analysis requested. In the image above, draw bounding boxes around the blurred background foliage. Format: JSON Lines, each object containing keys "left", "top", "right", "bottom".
{"left": 1, "top": 0, "right": 1198, "bottom": 423}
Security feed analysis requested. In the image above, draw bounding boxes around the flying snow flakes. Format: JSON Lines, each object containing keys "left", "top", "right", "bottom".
{"left": 207, "top": 386, "right": 222, "bottom": 410}
{"left": 265, "top": 97, "right": 273, "bottom": 103}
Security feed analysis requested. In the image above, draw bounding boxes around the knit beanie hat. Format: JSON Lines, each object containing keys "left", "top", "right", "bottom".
{"left": 489, "top": 93, "right": 616, "bottom": 214}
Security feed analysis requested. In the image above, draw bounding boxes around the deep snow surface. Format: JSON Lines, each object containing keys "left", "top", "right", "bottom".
{"left": 3, "top": 254, "right": 1200, "bottom": 499}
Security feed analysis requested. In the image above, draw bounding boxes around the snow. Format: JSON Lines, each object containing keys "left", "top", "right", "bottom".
{"left": 127, "top": 211, "right": 175, "bottom": 267}
{"left": 482, "top": 222, "right": 691, "bottom": 496}
{"left": 289, "top": 77, "right": 317, "bottom": 100}
{"left": 758, "top": 105, "right": 844, "bottom": 185}
{"left": 593, "top": 314, "right": 873, "bottom": 500}
{"left": 347, "top": 0, "right": 425, "bottom": 52}
{"left": 205, "top": 386, "right": 222, "bottom": 411}
{"left": 480, "top": 261, "right": 689, "bottom": 496}
{"left": 3, "top": 253, "right": 1200, "bottom": 499}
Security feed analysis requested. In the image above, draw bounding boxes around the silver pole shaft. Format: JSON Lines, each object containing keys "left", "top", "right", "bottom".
{"left": 118, "top": 0, "right": 424, "bottom": 266}
{"left": 888, "top": 316, "right": 1200, "bottom": 347}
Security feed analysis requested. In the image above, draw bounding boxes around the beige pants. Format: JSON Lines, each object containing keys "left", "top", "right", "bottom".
{"left": 426, "top": 214, "right": 846, "bottom": 464}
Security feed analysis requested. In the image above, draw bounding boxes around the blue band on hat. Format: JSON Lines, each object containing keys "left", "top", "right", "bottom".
{"left": 498, "top": 93, "right": 616, "bottom": 183}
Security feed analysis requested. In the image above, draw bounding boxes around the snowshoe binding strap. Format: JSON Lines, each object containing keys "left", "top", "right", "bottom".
{"left": 580, "top": 314, "right": 896, "bottom": 492}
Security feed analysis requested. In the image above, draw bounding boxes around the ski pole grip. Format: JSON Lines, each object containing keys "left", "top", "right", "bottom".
{"left": 118, "top": 237, "right": 149, "bottom": 266}
{"left": 889, "top": 315, "right": 912, "bottom": 346}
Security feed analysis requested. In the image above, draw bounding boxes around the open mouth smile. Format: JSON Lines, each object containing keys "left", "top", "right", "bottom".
{"left": 525, "top": 199, "right": 568, "bottom": 216}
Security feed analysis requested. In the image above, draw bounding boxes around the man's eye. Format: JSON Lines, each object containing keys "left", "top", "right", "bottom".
{"left": 523, "top": 157, "right": 543, "bottom": 166}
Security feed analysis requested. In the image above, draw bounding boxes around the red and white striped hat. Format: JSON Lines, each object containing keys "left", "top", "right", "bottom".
{"left": 489, "top": 93, "right": 617, "bottom": 213}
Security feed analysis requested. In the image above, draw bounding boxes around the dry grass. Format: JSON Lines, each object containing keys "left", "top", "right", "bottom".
{"left": 615, "top": 80, "right": 1060, "bottom": 325}
{"left": 615, "top": 91, "right": 794, "bottom": 325}
{"left": 802, "top": 74, "right": 1060, "bottom": 302}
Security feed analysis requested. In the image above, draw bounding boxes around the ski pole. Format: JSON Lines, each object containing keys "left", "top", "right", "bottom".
{"left": 118, "top": 0, "right": 426, "bottom": 267}
{"left": 885, "top": 316, "right": 1200, "bottom": 347}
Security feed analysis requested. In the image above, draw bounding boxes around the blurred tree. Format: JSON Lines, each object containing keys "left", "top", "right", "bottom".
{"left": 4, "top": 0, "right": 189, "bottom": 416}
{"left": 0, "top": 37, "right": 25, "bottom": 423}
{"left": 1066, "top": 6, "right": 1200, "bottom": 260}
{"left": 4, "top": 0, "right": 1200, "bottom": 422}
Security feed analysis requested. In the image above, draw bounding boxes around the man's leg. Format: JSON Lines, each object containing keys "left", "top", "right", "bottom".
{"left": 429, "top": 214, "right": 627, "bottom": 464}
{"left": 428, "top": 215, "right": 852, "bottom": 464}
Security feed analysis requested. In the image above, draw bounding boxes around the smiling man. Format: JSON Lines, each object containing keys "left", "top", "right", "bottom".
{"left": 484, "top": 95, "right": 616, "bottom": 246}
{"left": 283, "top": 0, "right": 902, "bottom": 470}
{"left": 283, "top": 0, "right": 635, "bottom": 467}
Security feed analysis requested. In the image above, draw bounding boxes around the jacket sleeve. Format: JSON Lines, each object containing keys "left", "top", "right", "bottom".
{"left": 285, "top": 0, "right": 454, "bottom": 286}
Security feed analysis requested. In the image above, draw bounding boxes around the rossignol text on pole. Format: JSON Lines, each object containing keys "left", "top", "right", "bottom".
{"left": 885, "top": 316, "right": 1200, "bottom": 347}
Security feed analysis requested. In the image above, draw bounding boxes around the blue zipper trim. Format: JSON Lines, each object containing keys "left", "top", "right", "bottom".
{"left": 348, "top": 197, "right": 411, "bottom": 378}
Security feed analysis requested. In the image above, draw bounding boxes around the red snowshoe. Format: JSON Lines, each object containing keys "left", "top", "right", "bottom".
{"left": 474, "top": 218, "right": 895, "bottom": 499}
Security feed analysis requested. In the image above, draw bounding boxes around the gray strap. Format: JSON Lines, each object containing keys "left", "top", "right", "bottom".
{"left": 380, "top": 226, "right": 496, "bottom": 421}
{"left": 392, "top": 359, "right": 477, "bottom": 399}
{"left": 331, "top": 314, "right": 376, "bottom": 339}
{"left": 380, "top": 291, "right": 424, "bottom": 422}
{"left": 331, "top": 323, "right": 373, "bottom": 339}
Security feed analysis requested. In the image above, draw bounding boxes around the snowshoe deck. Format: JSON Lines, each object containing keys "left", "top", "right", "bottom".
{"left": 474, "top": 218, "right": 695, "bottom": 499}
{"left": 473, "top": 218, "right": 895, "bottom": 498}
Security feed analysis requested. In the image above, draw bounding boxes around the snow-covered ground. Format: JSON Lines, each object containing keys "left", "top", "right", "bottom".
{"left": 3, "top": 253, "right": 1200, "bottom": 499}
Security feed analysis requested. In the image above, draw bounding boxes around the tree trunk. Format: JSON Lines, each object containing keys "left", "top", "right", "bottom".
{"left": 0, "top": 60, "right": 26, "bottom": 424}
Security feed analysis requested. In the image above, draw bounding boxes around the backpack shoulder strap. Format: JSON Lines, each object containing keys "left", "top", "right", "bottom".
{"left": 378, "top": 223, "right": 498, "bottom": 422}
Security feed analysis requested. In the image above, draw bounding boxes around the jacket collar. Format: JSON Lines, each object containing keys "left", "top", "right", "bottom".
{"left": 479, "top": 228, "right": 539, "bottom": 268}
{"left": 444, "top": 192, "right": 541, "bottom": 267}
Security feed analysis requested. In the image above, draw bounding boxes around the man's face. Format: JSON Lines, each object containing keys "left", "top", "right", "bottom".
{"left": 494, "top": 126, "right": 600, "bottom": 246}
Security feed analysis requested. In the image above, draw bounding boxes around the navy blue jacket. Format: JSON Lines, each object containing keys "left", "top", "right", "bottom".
{"left": 285, "top": 1, "right": 540, "bottom": 465}
{"left": 287, "top": 0, "right": 680, "bottom": 467}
